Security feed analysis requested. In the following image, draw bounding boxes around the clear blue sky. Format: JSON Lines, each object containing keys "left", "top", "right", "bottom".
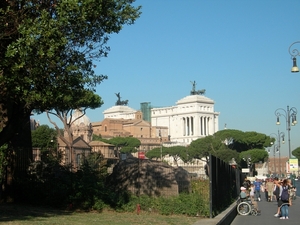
{"left": 34, "top": 0, "right": 300, "bottom": 157}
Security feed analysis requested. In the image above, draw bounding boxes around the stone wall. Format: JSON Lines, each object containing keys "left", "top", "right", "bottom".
{"left": 106, "top": 158, "right": 191, "bottom": 197}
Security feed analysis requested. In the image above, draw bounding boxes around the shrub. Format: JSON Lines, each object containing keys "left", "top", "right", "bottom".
{"left": 117, "top": 191, "right": 210, "bottom": 217}
{"left": 13, "top": 151, "right": 210, "bottom": 218}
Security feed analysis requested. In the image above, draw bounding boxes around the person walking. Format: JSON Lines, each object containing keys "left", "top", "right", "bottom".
{"left": 266, "top": 178, "right": 274, "bottom": 202}
{"left": 274, "top": 177, "right": 283, "bottom": 218}
{"left": 261, "top": 179, "right": 267, "bottom": 201}
{"left": 279, "top": 179, "right": 290, "bottom": 219}
{"left": 287, "top": 179, "right": 294, "bottom": 206}
{"left": 250, "top": 183, "right": 255, "bottom": 200}
{"left": 253, "top": 178, "right": 262, "bottom": 201}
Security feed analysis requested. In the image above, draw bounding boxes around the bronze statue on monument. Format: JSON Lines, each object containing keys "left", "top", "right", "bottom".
{"left": 190, "top": 81, "right": 205, "bottom": 95}
{"left": 115, "top": 92, "right": 129, "bottom": 106}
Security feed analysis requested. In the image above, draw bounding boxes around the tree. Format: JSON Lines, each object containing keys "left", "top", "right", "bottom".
{"left": 106, "top": 137, "right": 141, "bottom": 156}
{"left": 31, "top": 125, "right": 57, "bottom": 150}
{"left": 145, "top": 146, "right": 170, "bottom": 161}
{"left": 1, "top": 0, "right": 141, "bottom": 121}
{"left": 188, "top": 135, "right": 229, "bottom": 163}
{"left": 92, "top": 134, "right": 103, "bottom": 141}
{"left": 0, "top": 0, "right": 141, "bottom": 200}
{"left": 187, "top": 129, "right": 272, "bottom": 168}
{"left": 292, "top": 147, "right": 300, "bottom": 162}
{"left": 46, "top": 108, "right": 98, "bottom": 171}
{"left": 31, "top": 124, "right": 58, "bottom": 163}
{"left": 0, "top": 144, "right": 8, "bottom": 186}
{"left": 165, "top": 146, "right": 187, "bottom": 167}
{"left": 239, "top": 149, "right": 269, "bottom": 174}
{"left": 239, "top": 149, "right": 269, "bottom": 164}
{"left": 213, "top": 149, "right": 240, "bottom": 165}
{"left": 145, "top": 147, "right": 162, "bottom": 160}
{"left": 214, "top": 129, "right": 272, "bottom": 152}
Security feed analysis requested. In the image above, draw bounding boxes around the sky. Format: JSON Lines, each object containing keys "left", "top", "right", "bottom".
{"left": 33, "top": 0, "right": 300, "bottom": 157}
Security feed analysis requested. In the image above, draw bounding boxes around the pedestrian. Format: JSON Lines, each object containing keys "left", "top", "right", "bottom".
{"left": 273, "top": 177, "right": 282, "bottom": 217}
{"left": 287, "top": 179, "right": 293, "bottom": 206}
{"left": 253, "top": 178, "right": 262, "bottom": 201}
{"left": 249, "top": 183, "right": 258, "bottom": 209}
{"left": 266, "top": 178, "right": 274, "bottom": 202}
{"left": 260, "top": 179, "right": 267, "bottom": 201}
{"left": 279, "top": 179, "right": 290, "bottom": 219}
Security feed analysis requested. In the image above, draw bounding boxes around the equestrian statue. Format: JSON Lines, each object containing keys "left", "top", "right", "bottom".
{"left": 115, "top": 92, "right": 129, "bottom": 106}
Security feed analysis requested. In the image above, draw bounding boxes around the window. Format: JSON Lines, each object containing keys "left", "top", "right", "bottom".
{"left": 76, "top": 154, "right": 81, "bottom": 168}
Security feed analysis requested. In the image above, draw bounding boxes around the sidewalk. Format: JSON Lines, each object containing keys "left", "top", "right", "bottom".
{"left": 231, "top": 197, "right": 299, "bottom": 225}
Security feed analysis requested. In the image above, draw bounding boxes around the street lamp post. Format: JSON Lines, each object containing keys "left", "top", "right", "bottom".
{"left": 159, "top": 130, "right": 162, "bottom": 161}
{"left": 160, "top": 141, "right": 162, "bottom": 161}
{"left": 273, "top": 144, "right": 278, "bottom": 175}
{"left": 243, "top": 156, "right": 252, "bottom": 176}
{"left": 289, "top": 41, "right": 300, "bottom": 73}
{"left": 270, "top": 131, "right": 285, "bottom": 176}
{"left": 266, "top": 147, "right": 271, "bottom": 174}
{"left": 275, "top": 106, "right": 297, "bottom": 159}
{"left": 270, "top": 142, "right": 278, "bottom": 175}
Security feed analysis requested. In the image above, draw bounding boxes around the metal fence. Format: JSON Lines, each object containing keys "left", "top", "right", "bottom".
{"left": 108, "top": 156, "right": 243, "bottom": 218}
{"left": 209, "top": 154, "right": 244, "bottom": 218}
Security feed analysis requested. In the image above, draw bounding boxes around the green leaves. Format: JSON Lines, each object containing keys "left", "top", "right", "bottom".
{"left": 31, "top": 125, "right": 57, "bottom": 150}
{"left": 1, "top": 0, "right": 141, "bottom": 113}
{"left": 187, "top": 129, "right": 271, "bottom": 165}
{"left": 107, "top": 137, "right": 141, "bottom": 154}
{"left": 188, "top": 135, "right": 227, "bottom": 161}
{"left": 292, "top": 147, "right": 300, "bottom": 161}
{"left": 239, "top": 149, "right": 268, "bottom": 164}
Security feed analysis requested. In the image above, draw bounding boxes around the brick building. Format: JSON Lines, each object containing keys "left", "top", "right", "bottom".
{"left": 254, "top": 157, "right": 290, "bottom": 178}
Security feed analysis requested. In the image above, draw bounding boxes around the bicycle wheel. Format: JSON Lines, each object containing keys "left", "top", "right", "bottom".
{"left": 237, "top": 202, "right": 251, "bottom": 216}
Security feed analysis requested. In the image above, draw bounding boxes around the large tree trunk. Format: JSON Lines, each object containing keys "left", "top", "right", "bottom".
{"left": 0, "top": 101, "right": 32, "bottom": 202}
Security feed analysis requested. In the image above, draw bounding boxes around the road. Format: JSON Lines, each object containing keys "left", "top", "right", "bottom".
{"left": 232, "top": 192, "right": 299, "bottom": 225}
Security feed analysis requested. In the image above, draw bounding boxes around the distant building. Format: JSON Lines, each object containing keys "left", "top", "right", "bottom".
{"left": 151, "top": 94, "right": 219, "bottom": 145}
{"left": 268, "top": 156, "right": 289, "bottom": 176}
{"left": 98, "top": 88, "right": 220, "bottom": 147}
{"left": 103, "top": 105, "right": 138, "bottom": 120}
{"left": 255, "top": 156, "right": 290, "bottom": 178}
{"left": 140, "top": 102, "right": 152, "bottom": 122}
{"left": 57, "top": 136, "right": 91, "bottom": 168}
{"left": 92, "top": 109, "right": 168, "bottom": 151}
{"left": 90, "top": 87, "right": 219, "bottom": 177}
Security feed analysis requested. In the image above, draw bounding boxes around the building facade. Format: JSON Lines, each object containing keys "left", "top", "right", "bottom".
{"left": 255, "top": 156, "right": 290, "bottom": 178}
{"left": 90, "top": 88, "right": 219, "bottom": 177}
{"left": 268, "top": 156, "right": 289, "bottom": 176}
{"left": 99, "top": 89, "right": 220, "bottom": 147}
{"left": 92, "top": 109, "right": 169, "bottom": 151}
{"left": 103, "top": 105, "right": 138, "bottom": 120}
{"left": 151, "top": 94, "right": 219, "bottom": 145}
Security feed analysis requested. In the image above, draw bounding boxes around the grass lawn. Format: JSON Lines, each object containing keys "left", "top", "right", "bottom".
{"left": 0, "top": 204, "right": 200, "bottom": 225}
